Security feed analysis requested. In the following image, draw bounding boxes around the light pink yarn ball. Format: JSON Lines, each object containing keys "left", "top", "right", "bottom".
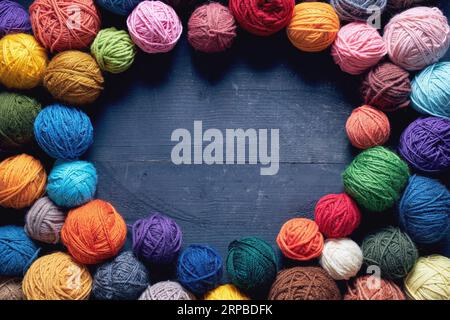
{"left": 384, "top": 7, "right": 450, "bottom": 71}
{"left": 127, "top": 1, "right": 182, "bottom": 54}
{"left": 331, "top": 22, "right": 386, "bottom": 75}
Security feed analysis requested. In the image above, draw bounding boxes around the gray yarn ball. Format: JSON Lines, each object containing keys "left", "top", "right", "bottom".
{"left": 0, "top": 277, "right": 24, "bottom": 300}
{"left": 139, "top": 281, "right": 195, "bottom": 300}
{"left": 331, "top": 0, "right": 387, "bottom": 22}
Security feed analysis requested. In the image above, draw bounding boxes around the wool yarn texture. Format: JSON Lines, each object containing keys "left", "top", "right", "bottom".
{"left": 204, "top": 284, "right": 249, "bottom": 300}
{"left": 139, "top": 281, "right": 195, "bottom": 300}
{"left": 399, "top": 117, "right": 450, "bottom": 172}
{"left": 330, "top": 0, "right": 387, "bottom": 22}
{"left": 0, "top": 277, "right": 24, "bottom": 300}
{"left": 0, "top": 0, "right": 31, "bottom": 37}
{"left": 319, "top": 238, "right": 363, "bottom": 280}
{"left": 331, "top": 22, "right": 386, "bottom": 75}
{"left": 29, "top": 0, "right": 101, "bottom": 53}
{"left": 96, "top": 0, "right": 141, "bottom": 15}
{"left": 187, "top": 3, "right": 236, "bottom": 53}
{"left": 22, "top": 252, "right": 92, "bottom": 300}
{"left": 229, "top": 0, "right": 294, "bottom": 36}
{"left": 383, "top": 7, "right": 450, "bottom": 71}
{"left": 314, "top": 193, "right": 361, "bottom": 238}
{"left": 362, "top": 226, "right": 418, "bottom": 279}
{"left": 0, "top": 33, "right": 47, "bottom": 90}
{"left": 127, "top": 1, "right": 183, "bottom": 54}
{"left": 61, "top": 199, "right": 127, "bottom": 265}
{"left": 344, "top": 275, "right": 405, "bottom": 300}
{"left": 0, "top": 154, "right": 47, "bottom": 209}
{"left": 269, "top": 267, "right": 341, "bottom": 300}
{"left": 177, "top": 244, "right": 223, "bottom": 295}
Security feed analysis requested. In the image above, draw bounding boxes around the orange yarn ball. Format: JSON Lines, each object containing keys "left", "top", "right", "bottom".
{"left": 0, "top": 154, "right": 47, "bottom": 209}
{"left": 61, "top": 199, "right": 127, "bottom": 265}
{"left": 276, "top": 218, "right": 324, "bottom": 261}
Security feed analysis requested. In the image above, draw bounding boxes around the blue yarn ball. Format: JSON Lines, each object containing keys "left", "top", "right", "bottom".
{"left": 0, "top": 226, "right": 39, "bottom": 276}
{"left": 177, "top": 244, "right": 223, "bottom": 295}
{"left": 96, "top": 0, "right": 141, "bottom": 15}
{"left": 399, "top": 175, "right": 450, "bottom": 244}
{"left": 47, "top": 160, "right": 98, "bottom": 208}
{"left": 34, "top": 104, "right": 93, "bottom": 160}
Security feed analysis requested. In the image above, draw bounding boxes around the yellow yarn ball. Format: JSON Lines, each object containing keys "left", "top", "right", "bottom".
{"left": 0, "top": 33, "right": 48, "bottom": 89}
{"left": 204, "top": 284, "right": 250, "bottom": 300}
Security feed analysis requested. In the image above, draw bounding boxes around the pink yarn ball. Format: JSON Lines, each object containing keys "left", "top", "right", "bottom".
{"left": 127, "top": 1, "right": 182, "bottom": 54}
{"left": 331, "top": 22, "right": 386, "bottom": 75}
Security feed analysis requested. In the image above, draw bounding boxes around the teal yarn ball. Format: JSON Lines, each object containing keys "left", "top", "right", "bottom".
{"left": 343, "top": 146, "right": 410, "bottom": 212}
{"left": 47, "top": 160, "right": 98, "bottom": 208}
{"left": 96, "top": 0, "right": 141, "bottom": 16}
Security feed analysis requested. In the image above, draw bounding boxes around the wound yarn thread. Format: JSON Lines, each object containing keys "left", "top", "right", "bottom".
{"left": 330, "top": 0, "right": 387, "bottom": 22}
{"left": 0, "top": 0, "right": 31, "bottom": 37}
{"left": 319, "top": 238, "right": 363, "bottom": 280}
{"left": 139, "top": 281, "right": 195, "bottom": 300}
{"left": 0, "top": 277, "right": 24, "bottom": 300}
{"left": 96, "top": 0, "right": 141, "bottom": 15}
{"left": 345, "top": 275, "right": 405, "bottom": 300}
{"left": 204, "top": 284, "right": 249, "bottom": 300}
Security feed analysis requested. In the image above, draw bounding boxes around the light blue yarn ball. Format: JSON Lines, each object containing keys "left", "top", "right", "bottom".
{"left": 34, "top": 104, "right": 94, "bottom": 160}
{"left": 96, "top": 0, "right": 141, "bottom": 15}
{"left": 411, "top": 62, "right": 450, "bottom": 119}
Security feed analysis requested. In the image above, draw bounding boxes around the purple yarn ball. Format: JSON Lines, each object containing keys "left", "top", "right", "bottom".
{"left": 0, "top": 1, "right": 31, "bottom": 37}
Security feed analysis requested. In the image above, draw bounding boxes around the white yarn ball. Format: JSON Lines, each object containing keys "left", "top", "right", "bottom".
{"left": 319, "top": 238, "right": 363, "bottom": 280}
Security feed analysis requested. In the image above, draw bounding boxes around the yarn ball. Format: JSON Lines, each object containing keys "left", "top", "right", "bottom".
{"left": 61, "top": 199, "right": 127, "bottom": 265}
{"left": 362, "top": 226, "right": 418, "bottom": 279}
{"left": 345, "top": 105, "right": 390, "bottom": 149}
{"left": 0, "top": 277, "right": 24, "bottom": 300}
{"left": 93, "top": 251, "right": 149, "bottom": 300}
{"left": 96, "top": 0, "right": 141, "bottom": 15}
{"left": 29, "top": 0, "right": 101, "bottom": 53}
{"left": 177, "top": 244, "right": 223, "bottom": 295}
{"left": 127, "top": 1, "right": 183, "bottom": 54}
{"left": 22, "top": 252, "right": 92, "bottom": 300}
{"left": 226, "top": 237, "right": 278, "bottom": 292}
{"left": 0, "top": 0, "right": 31, "bottom": 37}
{"left": 383, "top": 7, "right": 450, "bottom": 71}
{"left": 314, "top": 193, "right": 361, "bottom": 238}
{"left": 44, "top": 51, "right": 104, "bottom": 106}
{"left": 344, "top": 275, "right": 405, "bottom": 300}
{"left": 399, "top": 175, "right": 450, "bottom": 244}
{"left": 229, "top": 0, "right": 294, "bottom": 36}
{"left": 132, "top": 213, "right": 182, "bottom": 264}
{"left": 34, "top": 104, "right": 94, "bottom": 160}
{"left": 319, "top": 238, "right": 363, "bottom": 280}
{"left": 91, "top": 27, "right": 136, "bottom": 74}
{"left": 25, "top": 196, "right": 66, "bottom": 244}
{"left": 330, "top": 0, "right": 387, "bottom": 22}
{"left": 342, "top": 146, "right": 410, "bottom": 212}
{"left": 404, "top": 255, "right": 450, "bottom": 300}
{"left": 410, "top": 62, "right": 450, "bottom": 118}
{"left": 0, "top": 33, "right": 48, "bottom": 90}
{"left": 0, "top": 154, "right": 47, "bottom": 209}
{"left": 187, "top": 3, "right": 236, "bottom": 53}
{"left": 0, "top": 92, "right": 41, "bottom": 150}
{"left": 387, "top": 0, "right": 428, "bottom": 11}
{"left": 399, "top": 117, "right": 450, "bottom": 172}
{"left": 204, "top": 284, "right": 249, "bottom": 300}
{"left": 139, "top": 281, "right": 195, "bottom": 300}
{"left": 287, "top": 2, "right": 339, "bottom": 53}
{"left": 268, "top": 267, "right": 341, "bottom": 300}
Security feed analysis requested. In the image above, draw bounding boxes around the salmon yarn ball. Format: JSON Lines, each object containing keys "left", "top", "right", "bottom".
{"left": 345, "top": 275, "right": 405, "bottom": 300}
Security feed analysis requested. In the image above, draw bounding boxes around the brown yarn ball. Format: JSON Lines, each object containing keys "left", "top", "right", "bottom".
{"left": 0, "top": 277, "right": 24, "bottom": 300}
{"left": 344, "top": 275, "right": 406, "bottom": 300}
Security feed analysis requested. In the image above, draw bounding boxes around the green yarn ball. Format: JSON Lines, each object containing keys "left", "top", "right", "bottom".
{"left": 343, "top": 146, "right": 409, "bottom": 212}
{"left": 91, "top": 27, "right": 136, "bottom": 74}
{"left": 362, "top": 226, "right": 418, "bottom": 279}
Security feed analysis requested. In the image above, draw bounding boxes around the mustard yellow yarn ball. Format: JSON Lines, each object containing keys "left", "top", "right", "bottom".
{"left": 204, "top": 284, "right": 250, "bottom": 300}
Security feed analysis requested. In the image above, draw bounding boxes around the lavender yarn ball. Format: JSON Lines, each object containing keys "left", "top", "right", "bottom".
{"left": 0, "top": 0, "right": 31, "bottom": 37}
{"left": 139, "top": 281, "right": 195, "bottom": 300}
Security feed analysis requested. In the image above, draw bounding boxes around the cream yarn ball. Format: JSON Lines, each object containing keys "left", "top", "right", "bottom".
{"left": 319, "top": 238, "right": 363, "bottom": 280}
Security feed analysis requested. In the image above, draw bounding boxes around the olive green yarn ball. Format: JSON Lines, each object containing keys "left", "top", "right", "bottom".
{"left": 91, "top": 27, "right": 136, "bottom": 74}
{"left": 343, "top": 146, "right": 409, "bottom": 212}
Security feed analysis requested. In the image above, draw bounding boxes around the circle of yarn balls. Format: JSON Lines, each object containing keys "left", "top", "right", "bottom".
{"left": 345, "top": 105, "right": 390, "bottom": 149}
{"left": 276, "top": 218, "right": 324, "bottom": 261}
{"left": 0, "top": 33, "right": 48, "bottom": 90}
{"left": 362, "top": 226, "right": 418, "bottom": 279}
{"left": 0, "top": 226, "right": 39, "bottom": 277}
{"left": 383, "top": 7, "right": 450, "bottom": 71}
{"left": 29, "top": 0, "right": 101, "bottom": 53}
{"left": 22, "top": 252, "right": 92, "bottom": 300}
{"left": 47, "top": 160, "right": 98, "bottom": 208}
{"left": 96, "top": 0, "right": 141, "bottom": 15}
{"left": 0, "top": 154, "right": 47, "bottom": 209}
{"left": 0, "top": 277, "right": 24, "bottom": 300}
{"left": 25, "top": 197, "right": 66, "bottom": 244}
{"left": 344, "top": 275, "right": 405, "bottom": 300}
{"left": 139, "top": 281, "right": 195, "bottom": 300}
{"left": 399, "top": 117, "right": 450, "bottom": 172}
{"left": 127, "top": 1, "right": 183, "bottom": 54}
{"left": 188, "top": 3, "right": 237, "bottom": 53}
{"left": 361, "top": 62, "right": 411, "bottom": 112}
{"left": 34, "top": 104, "right": 94, "bottom": 161}
{"left": 204, "top": 284, "right": 249, "bottom": 300}
{"left": 0, "top": 92, "right": 41, "bottom": 150}
{"left": 93, "top": 251, "right": 149, "bottom": 300}
{"left": 91, "top": 27, "right": 136, "bottom": 74}
{"left": 387, "top": 0, "right": 429, "bottom": 11}
{"left": 0, "top": 0, "right": 31, "bottom": 37}
{"left": 404, "top": 255, "right": 450, "bottom": 300}
{"left": 314, "top": 193, "right": 361, "bottom": 238}
{"left": 330, "top": 0, "right": 387, "bottom": 22}
{"left": 43, "top": 51, "right": 104, "bottom": 106}
{"left": 287, "top": 2, "right": 339, "bottom": 53}
{"left": 226, "top": 237, "right": 278, "bottom": 292}
{"left": 342, "top": 146, "right": 410, "bottom": 212}
{"left": 319, "top": 238, "right": 363, "bottom": 280}
{"left": 399, "top": 175, "right": 450, "bottom": 244}
{"left": 177, "top": 244, "right": 223, "bottom": 295}
{"left": 61, "top": 199, "right": 127, "bottom": 265}
{"left": 268, "top": 267, "right": 341, "bottom": 300}
{"left": 132, "top": 213, "right": 182, "bottom": 264}
{"left": 229, "top": 0, "right": 295, "bottom": 36}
